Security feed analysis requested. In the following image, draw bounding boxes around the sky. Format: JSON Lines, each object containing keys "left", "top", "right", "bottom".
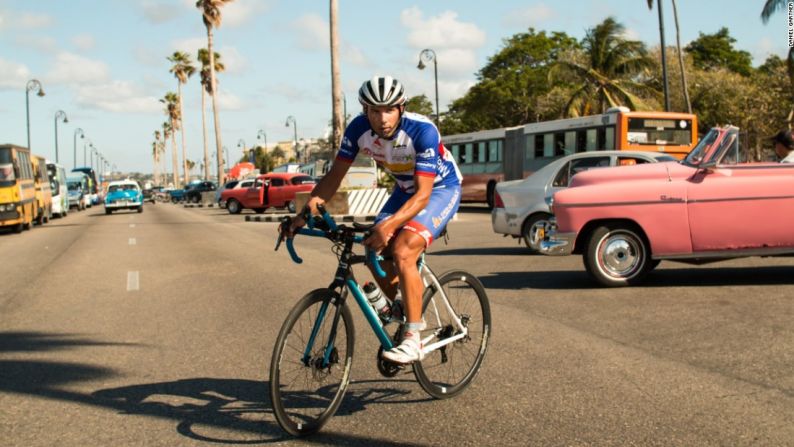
{"left": 0, "top": 0, "right": 789, "bottom": 174}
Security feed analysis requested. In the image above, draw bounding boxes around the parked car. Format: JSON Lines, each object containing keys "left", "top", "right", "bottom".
{"left": 142, "top": 186, "right": 156, "bottom": 204}
{"left": 492, "top": 151, "right": 677, "bottom": 252}
{"left": 104, "top": 179, "right": 143, "bottom": 214}
{"left": 540, "top": 126, "right": 794, "bottom": 287}
{"left": 184, "top": 180, "right": 216, "bottom": 203}
{"left": 216, "top": 178, "right": 258, "bottom": 209}
{"left": 221, "top": 172, "right": 315, "bottom": 214}
{"left": 66, "top": 174, "right": 91, "bottom": 210}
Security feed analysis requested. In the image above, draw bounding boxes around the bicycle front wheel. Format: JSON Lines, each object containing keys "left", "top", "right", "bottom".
{"left": 414, "top": 270, "right": 491, "bottom": 399}
{"left": 269, "top": 289, "right": 355, "bottom": 436}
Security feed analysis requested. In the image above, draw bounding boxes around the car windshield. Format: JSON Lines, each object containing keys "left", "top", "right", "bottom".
{"left": 291, "top": 175, "right": 316, "bottom": 185}
{"left": 682, "top": 128, "right": 721, "bottom": 166}
{"left": 67, "top": 182, "right": 80, "bottom": 191}
{"left": 109, "top": 184, "right": 138, "bottom": 193}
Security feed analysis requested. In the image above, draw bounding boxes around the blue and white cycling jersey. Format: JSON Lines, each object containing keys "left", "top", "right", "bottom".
{"left": 336, "top": 112, "right": 462, "bottom": 193}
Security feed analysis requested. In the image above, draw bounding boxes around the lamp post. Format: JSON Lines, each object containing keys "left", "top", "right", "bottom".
{"left": 285, "top": 116, "right": 298, "bottom": 162}
{"left": 83, "top": 138, "right": 92, "bottom": 166}
{"left": 223, "top": 146, "right": 229, "bottom": 171}
{"left": 417, "top": 49, "right": 440, "bottom": 131}
{"left": 25, "top": 79, "right": 45, "bottom": 151}
{"left": 73, "top": 128, "right": 84, "bottom": 170}
{"left": 257, "top": 129, "right": 267, "bottom": 151}
{"left": 237, "top": 138, "right": 247, "bottom": 164}
{"left": 53, "top": 110, "right": 68, "bottom": 163}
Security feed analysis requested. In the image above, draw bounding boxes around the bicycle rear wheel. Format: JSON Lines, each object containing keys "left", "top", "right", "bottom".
{"left": 413, "top": 269, "right": 491, "bottom": 399}
{"left": 269, "top": 289, "right": 355, "bottom": 436}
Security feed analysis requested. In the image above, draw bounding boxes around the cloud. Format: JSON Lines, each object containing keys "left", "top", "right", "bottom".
{"left": 215, "top": 88, "right": 244, "bottom": 110}
{"left": 72, "top": 33, "right": 96, "bottom": 51}
{"left": 401, "top": 7, "right": 486, "bottom": 49}
{"left": 291, "top": 14, "right": 369, "bottom": 67}
{"left": 46, "top": 52, "right": 110, "bottom": 84}
{"left": 502, "top": 3, "right": 556, "bottom": 28}
{"left": 0, "top": 58, "right": 31, "bottom": 89}
{"left": 75, "top": 80, "right": 161, "bottom": 113}
{"left": 752, "top": 37, "right": 787, "bottom": 64}
{"left": 141, "top": 0, "right": 183, "bottom": 24}
{"left": 219, "top": 0, "right": 273, "bottom": 28}
{"left": 13, "top": 34, "right": 58, "bottom": 53}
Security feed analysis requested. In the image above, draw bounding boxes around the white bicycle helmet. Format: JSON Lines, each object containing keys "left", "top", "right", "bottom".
{"left": 358, "top": 76, "right": 406, "bottom": 107}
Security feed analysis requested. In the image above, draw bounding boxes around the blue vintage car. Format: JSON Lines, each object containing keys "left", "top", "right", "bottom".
{"left": 104, "top": 180, "right": 143, "bottom": 214}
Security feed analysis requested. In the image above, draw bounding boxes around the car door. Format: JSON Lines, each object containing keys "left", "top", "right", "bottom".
{"left": 244, "top": 179, "right": 264, "bottom": 207}
{"left": 268, "top": 177, "right": 286, "bottom": 206}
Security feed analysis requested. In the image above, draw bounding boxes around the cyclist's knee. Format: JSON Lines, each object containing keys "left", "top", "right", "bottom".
{"left": 391, "top": 233, "right": 424, "bottom": 271}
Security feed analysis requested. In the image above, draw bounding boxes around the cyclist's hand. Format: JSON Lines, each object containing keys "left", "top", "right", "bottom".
{"left": 363, "top": 221, "right": 394, "bottom": 253}
{"left": 287, "top": 197, "right": 325, "bottom": 237}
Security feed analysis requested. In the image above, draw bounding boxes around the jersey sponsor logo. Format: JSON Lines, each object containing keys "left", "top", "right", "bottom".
{"left": 417, "top": 148, "right": 435, "bottom": 159}
{"left": 416, "top": 161, "right": 434, "bottom": 170}
{"left": 342, "top": 136, "right": 351, "bottom": 147}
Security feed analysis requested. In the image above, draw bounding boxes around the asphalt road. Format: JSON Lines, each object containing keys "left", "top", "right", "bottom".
{"left": 1, "top": 202, "right": 792, "bottom": 446}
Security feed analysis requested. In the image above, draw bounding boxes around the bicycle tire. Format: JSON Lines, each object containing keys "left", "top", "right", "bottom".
{"left": 269, "top": 289, "right": 355, "bottom": 436}
{"left": 413, "top": 269, "right": 491, "bottom": 399}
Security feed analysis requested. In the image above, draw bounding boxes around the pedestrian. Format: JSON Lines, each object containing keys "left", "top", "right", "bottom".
{"left": 771, "top": 129, "right": 794, "bottom": 163}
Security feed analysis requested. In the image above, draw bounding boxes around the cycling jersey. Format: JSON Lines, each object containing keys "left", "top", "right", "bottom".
{"left": 336, "top": 112, "right": 462, "bottom": 193}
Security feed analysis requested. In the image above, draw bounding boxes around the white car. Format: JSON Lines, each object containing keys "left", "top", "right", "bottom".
{"left": 217, "top": 178, "right": 258, "bottom": 208}
{"left": 492, "top": 150, "right": 677, "bottom": 251}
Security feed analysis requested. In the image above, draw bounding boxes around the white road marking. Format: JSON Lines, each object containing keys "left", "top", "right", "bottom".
{"left": 129, "top": 238, "right": 136, "bottom": 245}
{"left": 127, "top": 271, "right": 139, "bottom": 291}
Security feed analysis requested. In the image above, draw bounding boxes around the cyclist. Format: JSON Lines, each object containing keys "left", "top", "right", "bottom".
{"left": 285, "top": 75, "right": 462, "bottom": 364}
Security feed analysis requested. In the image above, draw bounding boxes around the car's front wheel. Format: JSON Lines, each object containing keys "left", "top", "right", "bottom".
{"left": 583, "top": 223, "right": 652, "bottom": 287}
{"left": 227, "top": 199, "right": 242, "bottom": 214}
{"left": 522, "top": 213, "right": 553, "bottom": 253}
{"left": 286, "top": 200, "right": 296, "bottom": 213}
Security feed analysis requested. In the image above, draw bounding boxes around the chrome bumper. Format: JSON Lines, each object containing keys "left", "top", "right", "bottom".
{"left": 539, "top": 220, "right": 576, "bottom": 256}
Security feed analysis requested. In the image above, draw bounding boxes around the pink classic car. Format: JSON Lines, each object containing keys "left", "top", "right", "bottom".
{"left": 541, "top": 126, "right": 794, "bottom": 287}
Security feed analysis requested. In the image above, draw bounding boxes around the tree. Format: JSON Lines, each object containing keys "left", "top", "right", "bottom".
{"left": 196, "top": 0, "right": 234, "bottom": 184}
{"left": 198, "top": 48, "right": 224, "bottom": 180}
{"left": 760, "top": 0, "right": 794, "bottom": 127}
{"left": 168, "top": 51, "right": 196, "bottom": 185}
{"left": 405, "top": 95, "right": 434, "bottom": 116}
{"left": 552, "top": 17, "right": 656, "bottom": 116}
{"left": 443, "top": 28, "right": 578, "bottom": 134}
{"left": 160, "top": 93, "right": 180, "bottom": 188}
{"left": 329, "top": 0, "right": 344, "bottom": 154}
{"left": 684, "top": 28, "right": 753, "bottom": 76}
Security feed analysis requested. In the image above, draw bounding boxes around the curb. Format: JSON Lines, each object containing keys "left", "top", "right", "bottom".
{"left": 245, "top": 214, "right": 376, "bottom": 223}
{"left": 183, "top": 203, "right": 216, "bottom": 208}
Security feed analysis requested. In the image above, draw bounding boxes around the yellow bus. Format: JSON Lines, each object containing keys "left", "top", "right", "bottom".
{"left": 0, "top": 144, "right": 36, "bottom": 232}
{"left": 31, "top": 154, "right": 52, "bottom": 225}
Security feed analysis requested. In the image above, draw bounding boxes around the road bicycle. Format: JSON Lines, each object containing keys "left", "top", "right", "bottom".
{"left": 270, "top": 207, "right": 491, "bottom": 436}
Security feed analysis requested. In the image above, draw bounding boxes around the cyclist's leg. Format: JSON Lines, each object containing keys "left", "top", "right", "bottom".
{"left": 366, "top": 191, "right": 406, "bottom": 299}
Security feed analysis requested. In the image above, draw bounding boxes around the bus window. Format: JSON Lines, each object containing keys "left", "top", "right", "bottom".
{"left": 543, "top": 134, "right": 554, "bottom": 157}
{"left": 627, "top": 118, "right": 692, "bottom": 146}
{"left": 464, "top": 143, "right": 473, "bottom": 164}
{"left": 586, "top": 129, "right": 598, "bottom": 151}
{"left": 450, "top": 145, "right": 460, "bottom": 163}
{"left": 476, "top": 142, "right": 486, "bottom": 163}
{"left": 565, "top": 131, "right": 576, "bottom": 155}
{"left": 488, "top": 140, "right": 501, "bottom": 162}
{"left": 554, "top": 133, "right": 566, "bottom": 156}
{"left": 598, "top": 127, "right": 616, "bottom": 150}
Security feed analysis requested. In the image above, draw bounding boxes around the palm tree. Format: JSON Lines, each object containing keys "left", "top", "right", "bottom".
{"left": 196, "top": 0, "right": 234, "bottom": 184}
{"left": 330, "top": 0, "right": 344, "bottom": 152}
{"left": 761, "top": 0, "right": 794, "bottom": 126}
{"left": 160, "top": 93, "right": 180, "bottom": 188}
{"left": 168, "top": 51, "right": 196, "bottom": 185}
{"left": 646, "top": 0, "right": 691, "bottom": 113}
{"left": 552, "top": 17, "right": 656, "bottom": 116}
{"left": 153, "top": 130, "right": 162, "bottom": 186}
{"left": 198, "top": 48, "right": 225, "bottom": 181}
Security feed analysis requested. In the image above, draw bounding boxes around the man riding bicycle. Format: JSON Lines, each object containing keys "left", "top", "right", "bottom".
{"left": 286, "top": 75, "right": 462, "bottom": 364}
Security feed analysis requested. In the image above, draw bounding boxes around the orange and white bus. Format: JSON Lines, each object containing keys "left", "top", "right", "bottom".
{"left": 0, "top": 144, "right": 36, "bottom": 232}
{"left": 442, "top": 107, "right": 698, "bottom": 208}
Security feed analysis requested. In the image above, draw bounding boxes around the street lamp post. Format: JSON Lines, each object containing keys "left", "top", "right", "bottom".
{"left": 417, "top": 49, "right": 440, "bottom": 131}
{"left": 285, "top": 116, "right": 298, "bottom": 162}
{"left": 73, "top": 128, "right": 84, "bottom": 170}
{"left": 83, "top": 139, "right": 92, "bottom": 166}
{"left": 257, "top": 129, "right": 267, "bottom": 151}
{"left": 237, "top": 138, "right": 247, "bottom": 163}
{"left": 25, "top": 79, "right": 45, "bottom": 151}
{"left": 54, "top": 110, "right": 68, "bottom": 164}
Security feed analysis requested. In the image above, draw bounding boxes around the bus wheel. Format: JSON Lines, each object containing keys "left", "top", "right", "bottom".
{"left": 486, "top": 182, "right": 496, "bottom": 210}
{"left": 13, "top": 223, "right": 23, "bottom": 233}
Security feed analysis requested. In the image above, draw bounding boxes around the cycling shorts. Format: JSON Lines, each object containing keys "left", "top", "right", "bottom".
{"left": 375, "top": 185, "right": 461, "bottom": 247}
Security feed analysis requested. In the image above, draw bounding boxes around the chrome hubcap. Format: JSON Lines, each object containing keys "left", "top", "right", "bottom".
{"left": 599, "top": 232, "right": 643, "bottom": 278}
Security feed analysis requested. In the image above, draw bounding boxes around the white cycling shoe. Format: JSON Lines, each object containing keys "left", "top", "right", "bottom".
{"left": 382, "top": 337, "right": 424, "bottom": 364}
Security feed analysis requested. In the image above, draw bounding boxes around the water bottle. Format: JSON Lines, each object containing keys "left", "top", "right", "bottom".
{"left": 363, "top": 282, "right": 391, "bottom": 323}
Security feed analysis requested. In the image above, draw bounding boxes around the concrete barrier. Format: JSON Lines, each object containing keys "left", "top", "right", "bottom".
{"left": 295, "top": 188, "right": 389, "bottom": 217}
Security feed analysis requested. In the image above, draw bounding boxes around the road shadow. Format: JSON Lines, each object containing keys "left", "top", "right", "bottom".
{"left": 429, "top": 246, "right": 530, "bottom": 257}
{"left": 93, "top": 377, "right": 430, "bottom": 445}
{"left": 480, "top": 264, "right": 794, "bottom": 290}
{"left": 0, "top": 331, "right": 430, "bottom": 445}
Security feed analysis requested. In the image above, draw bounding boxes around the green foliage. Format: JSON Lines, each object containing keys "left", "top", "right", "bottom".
{"left": 441, "top": 28, "right": 578, "bottom": 134}
{"left": 405, "top": 94, "right": 434, "bottom": 117}
{"left": 684, "top": 28, "right": 753, "bottom": 76}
